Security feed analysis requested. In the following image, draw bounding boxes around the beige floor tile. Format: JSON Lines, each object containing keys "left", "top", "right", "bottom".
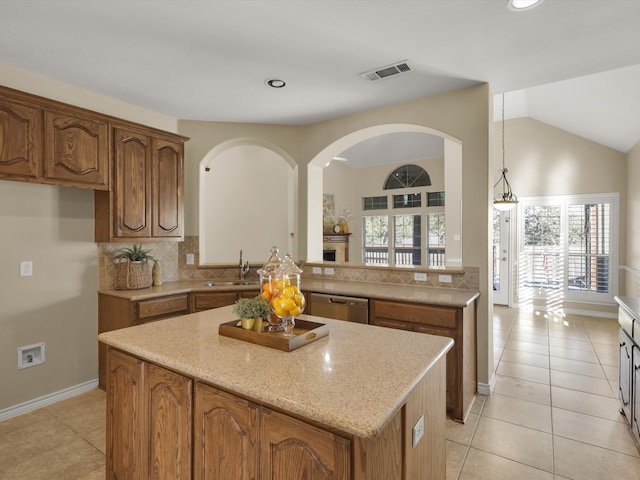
{"left": 493, "top": 374, "right": 551, "bottom": 405}
{"left": 553, "top": 436, "right": 640, "bottom": 479}
{"left": 500, "top": 348, "right": 549, "bottom": 368}
{"left": 549, "top": 356, "right": 606, "bottom": 378}
{"left": 587, "top": 331, "right": 619, "bottom": 345}
{"left": 459, "top": 448, "right": 554, "bottom": 480}
{"left": 505, "top": 340, "right": 550, "bottom": 356}
{"left": 482, "top": 393, "right": 552, "bottom": 432}
{"left": 602, "top": 364, "right": 618, "bottom": 382}
{"left": 548, "top": 328, "right": 590, "bottom": 342}
{"left": 596, "top": 350, "right": 619, "bottom": 367}
{"left": 46, "top": 389, "right": 106, "bottom": 436}
{"left": 471, "top": 416, "right": 554, "bottom": 472}
{"left": 0, "top": 436, "right": 103, "bottom": 480}
{"left": 83, "top": 424, "right": 106, "bottom": 455}
{"left": 0, "top": 416, "right": 78, "bottom": 471}
{"left": 0, "top": 408, "right": 53, "bottom": 437}
{"left": 548, "top": 336, "right": 594, "bottom": 352}
{"left": 469, "top": 394, "right": 486, "bottom": 416}
{"left": 551, "top": 386, "right": 625, "bottom": 423}
{"left": 552, "top": 408, "right": 640, "bottom": 457}
{"left": 591, "top": 341, "right": 618, "bottom": 356}
{"left": 509, "top": 331, "right": 549, "bottom": 345}
{"left": 550, "top": 370, "right": 615, "bottom": 397}
{"left": 497, "top": 361, "right": 550, "bottom": 384}
{"left": 75, "top": 464, "right": 106, "bottom": 480}
{"left": 549, "top": 345, "right": 600, "bottom": 363}
{"left": 446, "top": 440, "right": 468, "bottom": 480}
{"left": 446, "top": 413, "right": 479, "bottom": 446}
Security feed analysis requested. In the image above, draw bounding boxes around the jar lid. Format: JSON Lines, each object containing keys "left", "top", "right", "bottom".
{"left": 276, "top": 253, "right": 302, "bottom": 276}
{"left": 257, "top": 246, "right": 282, "bottom": 275}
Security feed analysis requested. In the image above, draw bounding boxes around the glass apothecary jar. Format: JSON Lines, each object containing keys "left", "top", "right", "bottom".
{"left": 271, "top": 254, "right": 306, "bottom": 337}
{"left": 257, "top": 246, "right": 283, "bottom": 332}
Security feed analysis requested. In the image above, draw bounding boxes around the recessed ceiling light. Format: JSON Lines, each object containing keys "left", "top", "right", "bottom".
{"left": 265, "top": 78, "right": 286, "bottom": 88}
{"left": 507, "top": 0, "right": 543, "bottom": 11}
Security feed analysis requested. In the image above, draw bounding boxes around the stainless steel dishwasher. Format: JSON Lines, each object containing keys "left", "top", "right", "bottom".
{"left": 309, "top": 292, "right": 369, "bottom": 324}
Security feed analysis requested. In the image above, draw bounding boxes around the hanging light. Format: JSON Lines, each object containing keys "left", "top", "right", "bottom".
{"left": 494, "top": 92, "right": 518, "bottom": 211}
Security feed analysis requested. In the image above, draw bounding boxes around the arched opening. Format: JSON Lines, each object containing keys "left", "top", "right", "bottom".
{"left": 307, "top": 124, "right": 462, "bottom": 267}
{"left": 199, "top": 138, "right": 297, "bottom": 264}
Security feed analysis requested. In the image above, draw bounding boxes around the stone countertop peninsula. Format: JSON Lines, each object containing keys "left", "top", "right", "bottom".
{"left": 98, "top": 277, "right": 479, "bottom": 307}
{"left": 98, "top": 305, "right": 453, "bottom": 439}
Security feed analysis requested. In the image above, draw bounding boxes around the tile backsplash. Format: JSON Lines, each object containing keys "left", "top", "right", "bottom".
{"left": 98, "top": 236, "right": 478, "bottom": 291}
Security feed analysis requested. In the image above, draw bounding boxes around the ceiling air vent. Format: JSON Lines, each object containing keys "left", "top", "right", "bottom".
{"left": 360, "top": 61, "right": 413, "bottom": 82}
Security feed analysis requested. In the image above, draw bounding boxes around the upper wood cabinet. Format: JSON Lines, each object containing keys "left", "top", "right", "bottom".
{"left": 0, "top": 86, "right": 109, "bottom": 190}
{"left": 44, "top": 108, "right": 109, "bottom": 189}
{"left": 95, "top": 125, "right": 186, "bottom": 242}
{"left": 0, "top": 94, "right": 42, "bottom": 178}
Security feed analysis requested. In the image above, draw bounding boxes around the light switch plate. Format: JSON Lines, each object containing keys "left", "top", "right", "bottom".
{"left": 20, "top": 261, "right": 33, "bottom": 277}
{"left": 312, "top": 267, "right": 322, "bottom": 274}
{"left": 439, "top": 274, "right": 452, "bottom": 283}
{"left": 186, "top": 253, "right": 195, "bottom": 265}
{"left": 414, "top": 272, "right": 427, "bottom": 282}
{"left": 324, "top": 267, "right": 334, "bottom": 275}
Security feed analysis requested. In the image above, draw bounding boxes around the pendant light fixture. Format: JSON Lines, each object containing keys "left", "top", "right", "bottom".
{"left": 494, "top": 93, "right": 518, "bottom": 211}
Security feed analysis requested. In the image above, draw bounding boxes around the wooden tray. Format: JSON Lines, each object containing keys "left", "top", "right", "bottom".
{"left": 218, "top": 318, "right": 329, "bottom": 352}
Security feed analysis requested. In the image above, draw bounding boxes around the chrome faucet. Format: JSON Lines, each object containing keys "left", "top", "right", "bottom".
{"left": 239, "top": 249, "right": 250, "bottom": 280}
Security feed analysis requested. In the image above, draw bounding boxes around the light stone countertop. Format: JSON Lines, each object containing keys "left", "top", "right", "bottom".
{"left": 98, "top": 305, "right": 454, "bottom": 439}
{"left": 99, "top": 277, "right": 479, "bottom": 308}
{"left": 615, "top": 296, "right": 640, "bottom": 319}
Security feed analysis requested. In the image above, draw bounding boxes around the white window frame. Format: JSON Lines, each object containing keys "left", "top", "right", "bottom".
{"left": 517, "top": 193, "right": 619, "bottom": 304}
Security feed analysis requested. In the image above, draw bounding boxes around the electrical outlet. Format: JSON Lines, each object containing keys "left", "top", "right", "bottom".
{"left": 414, "top": 272, "right": 427, "bottom": 282}
{"left": 312, "top": 266, "right": 322, "bottom": 274}
{"left": 186, "top": 253, "right": 195, "bottom": 265}
{"left": 324, "top": 267, "right": 334, "bottom": 275}
{"left": 20, "top": 261, "right": 33, "bottom": 277}
{"left": 18, "top": 342, "right": 45, "bottom": 369}
{"left": 412, "top": 415, "right": 424, "bottom": 448}
{"left": 439, "top": 274, "right": 452, "bottom": 283}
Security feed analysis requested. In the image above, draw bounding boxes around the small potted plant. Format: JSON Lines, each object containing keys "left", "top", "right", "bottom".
{"left": 114, "top": 243, "right": 154, "bottom": 290}
{"left": 233, "top": 296, "right": 271, "bottom": 331}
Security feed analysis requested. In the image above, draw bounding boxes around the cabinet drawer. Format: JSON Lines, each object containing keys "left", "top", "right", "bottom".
{"left": 192, "top": 292, "right": 239, "bottom": 312}
{"left": 137, "top": 294, "right": 189, "bottom": 321}
{"left": 373, "top": 300, "right": 458, "bottom": 329}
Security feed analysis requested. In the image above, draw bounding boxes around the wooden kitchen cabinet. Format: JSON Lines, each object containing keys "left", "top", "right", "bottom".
{"left": 194, "top": 382, "right": 259, "bottom": 480}
{"left": 370, "top": 298, "right": 476, "bottom": 422}
{"left": 106, "top": 348, "right": 192, "bottom": 480}
{"left": 0, "top": 86, "right": 110, "bottom": 189}
{"left": 43, "top": 107, "right": 109, "bottom": 189}
{"left": 98, "top": 292, "right": 189, "bottom": 388}
{"left": 94, "top": 125, "right": 187, "bottom": 242}
{"left": 0, "top": 91, "right": 42, "bottom": 179}
{"left": 260, "top": 407, "right": 351, "bottom": 480}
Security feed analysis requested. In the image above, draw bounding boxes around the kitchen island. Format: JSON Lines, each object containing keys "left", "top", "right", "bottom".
{"left": 99, "top": 305, "right": 453, "bottom": 479}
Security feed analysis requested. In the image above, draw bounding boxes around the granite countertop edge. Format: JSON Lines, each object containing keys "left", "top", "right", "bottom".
{"left": 98, "top": 278, "right": 480, "bottom": 307}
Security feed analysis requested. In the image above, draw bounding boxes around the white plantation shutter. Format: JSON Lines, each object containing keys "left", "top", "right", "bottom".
{"left": 519, "top": 194, "right": 617, "bottom": 302}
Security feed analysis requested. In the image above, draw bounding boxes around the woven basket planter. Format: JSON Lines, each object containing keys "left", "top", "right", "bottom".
{"left": 115, "top": 259, "right": 152, "bottom": 290}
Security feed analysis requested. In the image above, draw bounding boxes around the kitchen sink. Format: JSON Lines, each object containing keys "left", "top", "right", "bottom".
{"left": 202, "top": 280, "right": 259, "bottom": 287}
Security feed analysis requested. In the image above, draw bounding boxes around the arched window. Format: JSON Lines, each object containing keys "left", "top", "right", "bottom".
{"left": 384, "top": 164, "right": 431, "bottom": 189}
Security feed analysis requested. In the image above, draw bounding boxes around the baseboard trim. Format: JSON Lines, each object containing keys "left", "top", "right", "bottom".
{"left": 0, "top": 378, "right": 99, "bottom": 422}
{"left": 477, "top": 373, "right": 496, "bottom": 396}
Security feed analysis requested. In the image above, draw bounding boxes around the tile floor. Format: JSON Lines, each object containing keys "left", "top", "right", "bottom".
{"left": 1, "top": 306, "right": 639, "bottom": 479}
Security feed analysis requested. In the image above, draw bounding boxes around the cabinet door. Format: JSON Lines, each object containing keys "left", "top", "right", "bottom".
{"left": 260, "top": 408, "right": 351, "bottom": 480}
{"left": 194, "top": 383, "right": 259, "bottom": 480}
{"left": 152, "top": 138, "right": 183, "bottom": 238}
{"left": 106, "top": 348, "right": 145, "bottom": 480}
{"left": 44, "top": 109, "right": 109, "bottom": 189}
{"left": 0, "top": 95, "right": 42, "bottom": 178}
{"left": 114, "top": 128, "right": 152, "bottom": 238}
{"left": 143, "top": 362, "right": 192, "bottom": 480}
{"left": 619, "top": 329, "right": 632, "bottom": 421}
{"left": 632, "top": 344, "right": 640, "bottom": 445}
